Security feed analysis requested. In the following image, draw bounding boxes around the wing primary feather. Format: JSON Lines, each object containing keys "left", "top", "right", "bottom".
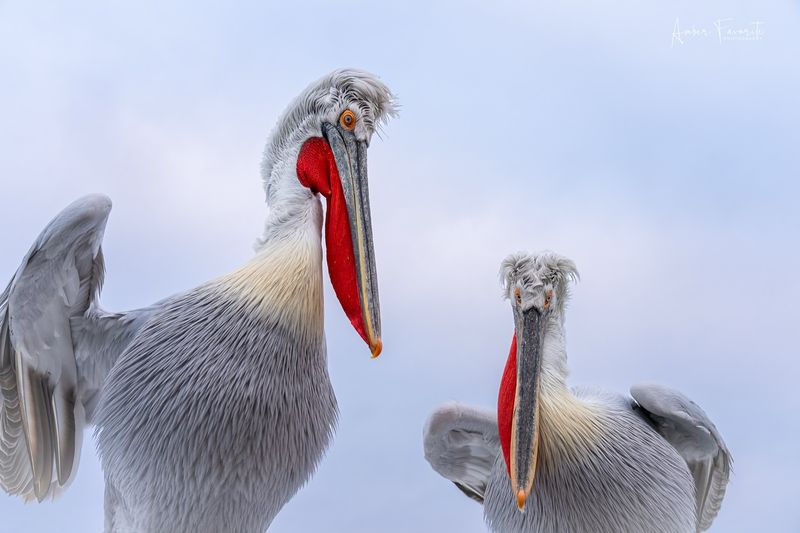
{"left": 690, "top": 461, "right": 711, "bottom": 526}
{"left": 455, "top": 481, "right": 485, "bottom": 503}
{"left": 15, "top": 352, "right": 54, "bottom": 501}
{"left": 0, "top": 309, "right": 34, "bottom": 498}
{"left": 51, "top": 382, "right": 76, "bottom": 485}
{"left": 0, "top": 302, "right": 10, "bottom": 367}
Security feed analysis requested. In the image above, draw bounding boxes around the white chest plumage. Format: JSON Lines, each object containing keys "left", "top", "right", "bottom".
{"left": 484, "top": 388, "right": 696, "bottom": 533}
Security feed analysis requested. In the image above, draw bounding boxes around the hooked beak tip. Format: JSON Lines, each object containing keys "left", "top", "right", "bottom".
{"left": 370, "top": 338, "right": 383, "bottom": 359}
{"left": 516, "top": 489, "right": 526, "bottom": 511}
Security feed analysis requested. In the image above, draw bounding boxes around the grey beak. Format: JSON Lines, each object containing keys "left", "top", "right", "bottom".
{"left": 322, "top": 122, "right": 382, "bottom": 357}
{"left": 511, "top": 306, "right": 545, "bottom": 510}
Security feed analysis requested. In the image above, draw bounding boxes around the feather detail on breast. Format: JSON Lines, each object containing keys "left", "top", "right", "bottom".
{"left": 220, "top": 219, "right": 324, "bottom": 334}
{"left": 93, "top": 220, "right": 337, "bottom": 532}
{"left": 537, "top": 388, "right": 606, "bottom": 464}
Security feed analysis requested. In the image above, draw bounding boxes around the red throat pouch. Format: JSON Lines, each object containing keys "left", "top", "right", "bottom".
{"left": 498, "top": 333, "right": 517, "bottom": 475}
{"left": 296, "top": 137, "right": 368, "bottom": 343}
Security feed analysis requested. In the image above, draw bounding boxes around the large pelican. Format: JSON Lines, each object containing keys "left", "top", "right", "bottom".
{"left": 0, "top": 69, "right": 396, "bottom": 532}
{"left": 424, "top": 252, "right": 731, "bottom": 533}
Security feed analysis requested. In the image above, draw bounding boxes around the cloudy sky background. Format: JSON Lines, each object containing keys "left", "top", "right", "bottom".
{"left": 1, "top": 1, "right": 798, "bottom": 531}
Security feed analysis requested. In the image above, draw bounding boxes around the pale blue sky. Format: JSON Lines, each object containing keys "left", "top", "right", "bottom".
{"left": 1, "top": 1, "right": 798, "bottom": 532}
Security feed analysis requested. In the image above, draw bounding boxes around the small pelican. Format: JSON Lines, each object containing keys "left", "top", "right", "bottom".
{"left": 0, "top": 69, "right": 396, "bottom": 532}
{"left": 424, "top": 251, "right": 731, "bottom": 533}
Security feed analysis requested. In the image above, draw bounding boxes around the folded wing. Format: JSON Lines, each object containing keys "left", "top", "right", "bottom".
{"left": 423, "top": 402, "right": 500, "bottom": 503}
{"left": 631, "top": 383, "right": 732, "bottom": 532}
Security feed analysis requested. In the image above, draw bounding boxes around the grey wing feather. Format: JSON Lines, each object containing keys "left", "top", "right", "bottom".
{"left": 423, "top": 402, "right": 500, "bottom": 504}
{"left": 631, "top": 383, "right": 732, "bottom": 532}
{"left": 71, "top": 305, "right": 157, "bottom": 422}
{"left": 0, "top": 194, "right": 152, "bottom": 502}
{"left": 0, "top": 299, "right": 34, "bottom": 498}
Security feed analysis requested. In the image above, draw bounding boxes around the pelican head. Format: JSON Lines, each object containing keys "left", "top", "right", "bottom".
{"left": 261, "top": 69, "right": 397, "bottom": 357}
{"left": 497, "top": 251, "right": 579, "bottom": 511}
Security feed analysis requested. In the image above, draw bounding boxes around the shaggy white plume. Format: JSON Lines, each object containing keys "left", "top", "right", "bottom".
{"left": 261, "top": 69, "right": 398, "bottom": 202}
{"left": 499, "top": 251, "right": 579, "bottom": 312}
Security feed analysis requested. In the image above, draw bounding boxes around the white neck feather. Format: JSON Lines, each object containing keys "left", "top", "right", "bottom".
{"left": 537, "top": 317, "right": 606, "bottom": 454}
{"left": 219, "top": 152, "right": 324, "bottom": 332}
{"left": 499, "top": 252, "right": 601, "bottom": 450}
{"left": 540, "top": 316, "right": 570, "bottom": 394}
{"left": 257, "top": 142, "right": 317, "bottom": 249}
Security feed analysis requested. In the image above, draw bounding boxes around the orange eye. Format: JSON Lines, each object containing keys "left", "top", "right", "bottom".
{"left": 339, "top": 110, "right": 357, "bottom": 131}
{"left": 544, "top": 290, "right": 553, "bottom": 309}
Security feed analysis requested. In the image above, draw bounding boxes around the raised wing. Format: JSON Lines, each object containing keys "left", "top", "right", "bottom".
{"left": 0, "top": 195, "right": 112, "bottom": 501}
{"left": 423, "top": 402, "right": 500, "bottom": 504}
{"left": 631, "top": 383, "right": 732, "bottom": 532}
